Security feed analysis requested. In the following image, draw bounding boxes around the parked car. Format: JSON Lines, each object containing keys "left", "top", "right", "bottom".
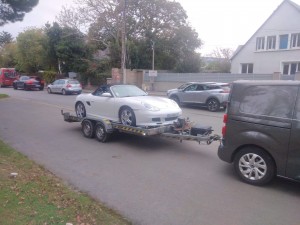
{"left": 167, "top": 82, "right": 230, "bottom": 111}
{"left": 75, "top": 84, "right": 182, "bottom": 127}
{"left": 218, "top": 80, "right": 300, "bottom": 185}
{"left": 13, "top": 75, "right": 44, "bottom": 90}
{"left": 47, "top": 79, "right": 82, "bottom": 95}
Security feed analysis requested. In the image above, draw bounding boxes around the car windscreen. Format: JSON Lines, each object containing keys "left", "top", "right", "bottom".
{"left": 111, "top": 85, "right": 147, "bottom": 97}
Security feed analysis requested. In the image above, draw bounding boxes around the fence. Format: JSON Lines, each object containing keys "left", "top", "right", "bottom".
{"left": 143, "top": 72, "right": 275, "bottom": 92}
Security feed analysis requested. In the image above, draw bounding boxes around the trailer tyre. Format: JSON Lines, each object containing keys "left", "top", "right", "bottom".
{"left": 95, "top": 122, "right": 110, "bottom": 143}
{"left": 81, "top": 119, "right": 95, "bottom": 138}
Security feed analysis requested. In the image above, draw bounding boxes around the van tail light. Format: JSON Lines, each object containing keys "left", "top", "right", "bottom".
{"left": 222, "top": 114, "right": 228, "bottom": 137}
{"left": 223, "top": 114, "right": 228, "bottom": 123}
{"left": 222, "top": 125, "right": 226, "bottom": 137}
{"left": 66, "top": 84, "right": 72, "bottom": 88}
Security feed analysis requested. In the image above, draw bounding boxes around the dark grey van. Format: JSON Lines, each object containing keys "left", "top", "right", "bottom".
{"left": 218, "top": 80, "right": 300, "bottom": 185}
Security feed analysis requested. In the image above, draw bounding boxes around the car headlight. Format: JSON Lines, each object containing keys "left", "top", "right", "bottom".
{"left": 141, "top": 102, "right": 160, "bottom": 111}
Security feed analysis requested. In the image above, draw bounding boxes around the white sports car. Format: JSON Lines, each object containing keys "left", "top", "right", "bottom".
{"left": 75, "top": 84, "right": 182, "bottom": 127}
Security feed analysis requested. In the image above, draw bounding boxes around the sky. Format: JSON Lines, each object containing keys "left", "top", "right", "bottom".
{"left": 2, "top": 0, "right": 300, "bottom": 55}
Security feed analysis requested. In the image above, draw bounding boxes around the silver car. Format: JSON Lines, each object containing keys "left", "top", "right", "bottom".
{"left": 167, "top": 82, "right": 230, "bottom": 111}
{"left": 47, "top": 79, "right": 82, "bottom": 95}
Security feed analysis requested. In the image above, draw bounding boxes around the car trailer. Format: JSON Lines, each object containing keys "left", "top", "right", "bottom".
{"left": 61, "top": 110, "right": 221, "bottom": 145}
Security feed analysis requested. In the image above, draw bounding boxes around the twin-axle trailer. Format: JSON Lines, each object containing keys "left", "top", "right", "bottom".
{"left": 61, "top": 110, "right": 221, "bottom": 145}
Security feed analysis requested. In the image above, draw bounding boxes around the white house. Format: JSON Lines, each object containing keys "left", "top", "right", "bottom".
{"left": 231, "top": 0, "right": 300, "bottom": 76}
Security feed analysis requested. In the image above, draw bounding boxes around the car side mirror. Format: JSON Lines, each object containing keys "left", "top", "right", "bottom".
{"left": 102, "top": 92, "right": 112, "bottom": 97}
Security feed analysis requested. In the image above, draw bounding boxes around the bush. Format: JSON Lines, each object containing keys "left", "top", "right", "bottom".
{"left": 41, "top": 71, "right": 57, "bottom": 84}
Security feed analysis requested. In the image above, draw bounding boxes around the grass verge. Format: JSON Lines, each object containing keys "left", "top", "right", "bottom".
{"left": 0, "top": 94, "right": 9, "bottom": 99}
{"left": 0, "top": 140, "right": 131, "bottom": 225}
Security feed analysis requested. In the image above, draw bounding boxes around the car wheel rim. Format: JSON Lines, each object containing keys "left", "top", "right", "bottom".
{"left": 239, "top": 153, "right": 267, "bottom": 181}
{"left": 121, "top": 109, "right": 133, "bottom": 126}
{"left": 208, "top": 100, "right": 217, "bottom": 111}
{"left": 76, "top": 104, "right": 85, "bottom": 118}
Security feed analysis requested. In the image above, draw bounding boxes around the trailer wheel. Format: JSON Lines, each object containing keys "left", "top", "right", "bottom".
{"left": 81, "top": 119, "right": 95, "bottom": 138}
{"left": 95, "top": 122, "right": 110, "bottom": 143}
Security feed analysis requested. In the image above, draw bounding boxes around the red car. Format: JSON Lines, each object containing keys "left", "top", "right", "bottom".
{"left": 13, "top": 75, "right": 45, "bottom": 91}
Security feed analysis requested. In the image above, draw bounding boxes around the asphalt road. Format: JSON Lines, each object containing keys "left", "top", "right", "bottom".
{"left": 1, "top": 88, "right": 300, "bottom": 225}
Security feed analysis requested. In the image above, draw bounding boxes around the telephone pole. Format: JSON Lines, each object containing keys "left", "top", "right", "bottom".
{"left": 121, "top": 0, "right": 127, "bottom": 84}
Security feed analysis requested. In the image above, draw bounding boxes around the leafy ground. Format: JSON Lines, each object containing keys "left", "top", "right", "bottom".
{"left": 0, "top": 132, "right": 131, "bottom": 224}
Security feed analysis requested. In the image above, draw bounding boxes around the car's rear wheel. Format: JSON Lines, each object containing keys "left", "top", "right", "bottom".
{"left": 13, "top": 84, "right": 17, "bottom": 90}
{"left": 81, "top": 119, "right": 94, "bottom": 138}
{"left": 207, "top": 98, "right": 220, "bottom": 112}
{"left": 95, "top": 122, "right": 110, "bottom": 143}
{"left": 47, "top": 87, "right": 52, "bottom": 94}
{"left": 75, "top": 102, "right": 86, "bottom": 118}
{"left": 170, "top": 95, "right": 180, "bottom": 106}
{"left": 119, "top": 106, "right": 136, "bottom": 126}
{"left": 234, "top": 147, "right": 276, "bottom": 186}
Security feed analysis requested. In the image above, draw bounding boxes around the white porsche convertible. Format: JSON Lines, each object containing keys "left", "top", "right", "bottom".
{"left": 75, "top": 84, "right": 182, "bottom": 127}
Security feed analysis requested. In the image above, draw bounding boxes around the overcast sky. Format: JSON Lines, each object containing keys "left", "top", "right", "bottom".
{"left": 2, "top": 0, "right": 300, "bottom": 55}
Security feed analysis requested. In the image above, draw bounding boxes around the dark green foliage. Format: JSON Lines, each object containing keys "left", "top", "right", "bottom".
{"left": 0, "top": 31, "right": 13, "bottom": 47}
{"left": 0, "top": 0, "right": 39, "bottom": 26}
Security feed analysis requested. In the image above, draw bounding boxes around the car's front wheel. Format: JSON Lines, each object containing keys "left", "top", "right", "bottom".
{"left": 13, "top": 84, "right": 17, "bottom": 90}
{"left": 47, "top": 87, "right": 52, "bottom": 94}
{"left": 170, "top": 95, "right": 180, "bottom": 106}
{"left": 207, "top": 98, "right": 220, "bottom": 112}
{"left": 234, "top": 147, "right": 276, "bottom": 185}
{"left": 75, "top": 102, "right": 86, "bottom": 118}
{"left": 119, "top": 106, "right": 136, "bottom": 126}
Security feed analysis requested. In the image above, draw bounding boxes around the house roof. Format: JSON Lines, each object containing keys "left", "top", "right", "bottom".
{"left": 231, "top": 0, "right": 300, "bottom": 60}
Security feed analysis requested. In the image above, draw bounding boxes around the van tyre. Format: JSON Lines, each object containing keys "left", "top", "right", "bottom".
{"left": 207, "top": 98, "right": 220, "bottom": 112}
{"left": 234, "top": 147, "right": 276, "bottom": 186}
{"left": 95, "top": 122, "right": 110, "bottom": 143}
{"left": 81, "top": 119, "right": 95, "bottom": 138}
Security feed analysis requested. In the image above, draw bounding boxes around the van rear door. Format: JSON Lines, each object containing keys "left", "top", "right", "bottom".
{"left": 286, "top": 88, "right": 300, "bottom": 180}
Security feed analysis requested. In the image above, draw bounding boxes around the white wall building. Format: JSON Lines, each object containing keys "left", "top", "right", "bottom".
{"left": 231, "top": 0, "right": 300, "bottom": 75}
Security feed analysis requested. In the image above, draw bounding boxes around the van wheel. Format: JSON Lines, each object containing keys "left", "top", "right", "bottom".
{"left": 207, "top": 98, "right": 220, "bottom": 112}
{"left": 234, "top": 147, "right": 276, "bottom": 185}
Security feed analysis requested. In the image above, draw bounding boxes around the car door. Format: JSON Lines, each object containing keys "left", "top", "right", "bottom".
{"left": 57, "top": 80, "right": 65, "bottom": 93}
{"left": 88, "top": 87, "right": 116, "bottom": 121}
{"left": 180, "top": 84, "right": 198, "bottom": 103}
{"left": 51, "top": 80, "right": 60, "bottom": 93}
{"left": 286, "top": 87, "right": 300, "bottom": 181}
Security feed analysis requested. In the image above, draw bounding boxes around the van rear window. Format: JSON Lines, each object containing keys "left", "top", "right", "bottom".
{"left": 239, "top": 86, "right": 298, "bottom": 119}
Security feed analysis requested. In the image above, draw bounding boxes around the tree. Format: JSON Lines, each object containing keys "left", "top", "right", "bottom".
{"left": 0, "top": 0, "right": 39, "bottom": 26}
{"left": 0, "top": 42, "right": 17, "bottom": 67}
{"left": 0, "top": 31, "right": 13, "bottom": 47}
{"left": 16, "top": 28, "right": 47, "bottom": 73}
{"left": 58, "top": 0, "right": 202, "bottom": 72}
{"left": 204, "top": 47, "right": 234, "bottom": 73}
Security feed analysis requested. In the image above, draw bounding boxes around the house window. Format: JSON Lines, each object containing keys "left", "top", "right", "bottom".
{"left": 282, "top": 62, "right": 300, "bottom": 75}
{"left": 256, "top": 37, "right": 265, "bottom": 50}
{"left": 267, "top": 36, "right": 276, "bottom": 50}
{"left": 290, "top": 33, "right": 300, "bottom": 48}
{"left": 279, "top": 34, "right": 289, "bottom": 49}
{"left": 241, "top": 63, "right": 253, "bottom": 74}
